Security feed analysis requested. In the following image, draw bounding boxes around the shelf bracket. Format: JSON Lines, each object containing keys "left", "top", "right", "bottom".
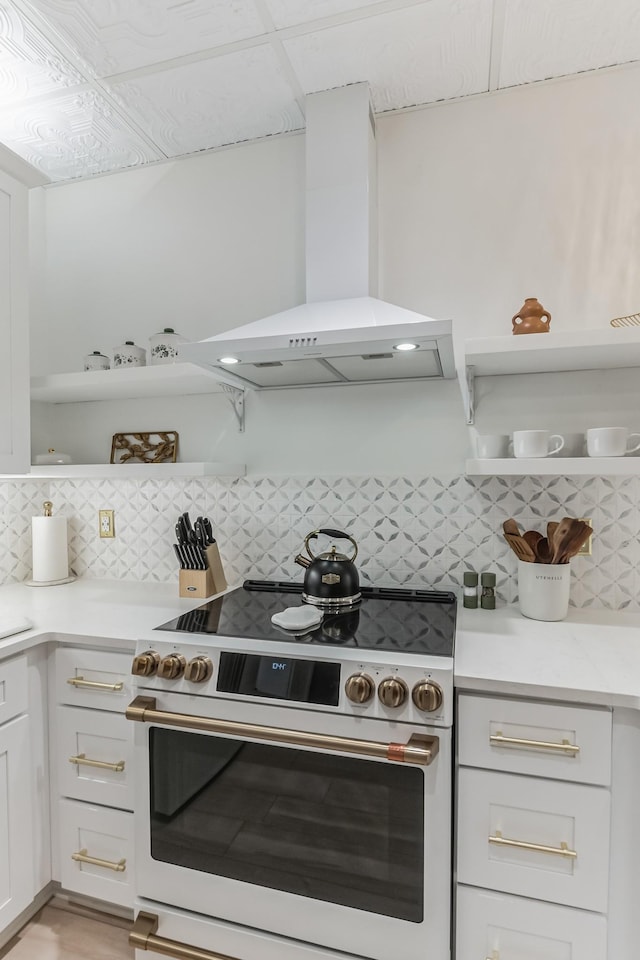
{"left": 464, "top": 364, "right": 475, "bottom": 425}
{"left": 222, "top": 385, "right": 245, "bottom": 433}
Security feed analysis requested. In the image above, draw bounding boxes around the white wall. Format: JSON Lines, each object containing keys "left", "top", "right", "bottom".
{"left": 31, "top": 64, "right": 640, "bottom": 475}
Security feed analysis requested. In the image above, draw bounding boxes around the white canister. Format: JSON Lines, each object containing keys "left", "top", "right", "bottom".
{"left": 517, "top": 559, "right": 571, "bottom": 621}
{"left": 34, "top": 448, "right": 72, "bottom": 465}
{"left": 149, "top": 327, "right": 187, "bottom": 365}
{"left": 84, "top": 350, "right": 110, "bottom": 371}
{"left": 113, "top": 341, "right": 146, "bottom": 367}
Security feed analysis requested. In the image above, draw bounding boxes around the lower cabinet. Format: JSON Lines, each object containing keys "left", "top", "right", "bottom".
{"left": 52, "top": 646, "right": 134, "bottom": 909}
{"left": 0, "top": 713, "right": 34, "bottom": 931}
{"left": 456, "top": 886, "right": 608, "bottom": 960}
{"left": 456, "top": 692, "right": 611, "bottom": 959}
{"left": 58, "top": 798, "right": 134, "bottom": 908}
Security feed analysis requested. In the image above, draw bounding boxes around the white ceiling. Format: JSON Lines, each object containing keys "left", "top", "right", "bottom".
{"left": 0, "top": 0, "right": 639, "bottom": 183}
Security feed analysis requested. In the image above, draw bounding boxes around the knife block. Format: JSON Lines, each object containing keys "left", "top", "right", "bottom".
{"left": 178, "top": 543, "right": 227, "bottom": 599}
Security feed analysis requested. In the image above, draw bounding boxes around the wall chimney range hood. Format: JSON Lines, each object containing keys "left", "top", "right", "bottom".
{"left": 181, "top": 83, "right": 454, "bottom": 390}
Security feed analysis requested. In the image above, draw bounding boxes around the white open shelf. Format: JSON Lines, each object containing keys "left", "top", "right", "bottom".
{"left": 466, "top": 457, "right": 640, "bottom": 476}
{"left": 4, "top": 461, "right": 246, "bottom": 479}
{"left": 465, "top": 327, "right": 640, "bottom": 377}
{"left": 30, "top": 362, "right": 235, "bottom": 403}
{"left": 461, "top": 327, "right": 640, "bottom": 424}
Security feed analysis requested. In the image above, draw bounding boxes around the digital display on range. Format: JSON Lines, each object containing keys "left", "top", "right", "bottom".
{"left": 217, "top": 652, "right": 340, "bottom": 705}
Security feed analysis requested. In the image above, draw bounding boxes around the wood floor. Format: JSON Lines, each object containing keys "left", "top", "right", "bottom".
{"left": 0, "top": 904, "right": 133, "bottom": 960}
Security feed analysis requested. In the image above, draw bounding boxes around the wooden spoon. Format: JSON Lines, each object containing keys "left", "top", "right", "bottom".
{"left": 523, "top": 530, "right": 543, "bottom": 557}
{"left": 547, "top": 521, "right": 559, "bottom": 544}
{"left": 535, "top": 536, "right": 552, "bottom": 563}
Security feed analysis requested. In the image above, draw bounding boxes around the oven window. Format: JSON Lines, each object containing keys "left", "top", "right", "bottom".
{"left": 149, "top": 728, "right": 424, "bottom": 922}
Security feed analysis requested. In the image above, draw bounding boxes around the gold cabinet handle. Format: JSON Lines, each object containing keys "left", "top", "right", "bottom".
{"left": 489, "top": 830, "right": 577, "bottom": 859}
{"left": 126, "top": 696, "right": 439, "bottom": 767}
{"left": 71, "top": 848, "right": 126, "bottom": 872}
{"left": 490, "top": 731, "right": 580, "bottom": 755}
{"left": 131, "top": 912, "right": 239, "bottom": 960}
{"left": 67, "top": 676, "right": 124, "bottom": 692}
{"left": 68, "top": 753, "right": 125, "bottom": 773}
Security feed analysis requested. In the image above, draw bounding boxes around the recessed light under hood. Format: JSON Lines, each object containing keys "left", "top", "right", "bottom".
{"left": 181, "top": 83, "right": 454, "bottom": 391}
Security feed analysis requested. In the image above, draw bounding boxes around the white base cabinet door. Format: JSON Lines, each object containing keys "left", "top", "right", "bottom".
{"left": 0, "top": 715, "right": 34, "bottom": 930}
{"left": 456, "top": 885, "right": 607, "bottom": 960}
{"left": 59, "top": 798, "right": 133, "bottom": 908}
{"left": 457, "top": 768, "right": 610, "bottom": 912}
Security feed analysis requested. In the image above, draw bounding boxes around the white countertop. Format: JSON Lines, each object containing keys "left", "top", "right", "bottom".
{"left": 1, "top": 579, "right": 639, "bottom": 708}
{"left": 456, "top": 604, "right": 640, "bottom": 708}
{"left": 0, "top": 578, "right": 214, "bottom": 656}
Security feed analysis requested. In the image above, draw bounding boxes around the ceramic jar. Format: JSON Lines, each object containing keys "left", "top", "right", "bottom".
{"left": 511, "top": 297, "right": 551, "bottom": 335}
{"left": 113, "top": 341, "right": 146, "bottom": 367}
{"left": 84, "top": 351, "right": 110, "bottom": 371}
{"left": 149, "top": 327, "right": 187, "bottom": 365}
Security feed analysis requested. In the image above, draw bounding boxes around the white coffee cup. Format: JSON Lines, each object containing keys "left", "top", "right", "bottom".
{"left": 512, "top": 430, "right": 564, "bottom": 458}
{"left": 475, "top": 434, "right": 510, "bottom": 459}
{"left": 586, "top": 427, "right": 640, "bottom": 457}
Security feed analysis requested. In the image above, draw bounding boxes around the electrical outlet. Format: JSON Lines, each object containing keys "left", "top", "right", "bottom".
{"left": 577, "top": 517, "right": 592, "bottom": 556}
{"left": 99, "top": 509, "right": 115, "bottom": 538}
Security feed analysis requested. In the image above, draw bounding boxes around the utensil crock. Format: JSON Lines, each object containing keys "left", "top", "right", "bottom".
{"left": 518, "top": 559, "right": 570, "bottom": 621}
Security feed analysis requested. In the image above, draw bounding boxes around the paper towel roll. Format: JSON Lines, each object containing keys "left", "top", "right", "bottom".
{"left": 32, "top": 515, "right": 69, "bottom": 583}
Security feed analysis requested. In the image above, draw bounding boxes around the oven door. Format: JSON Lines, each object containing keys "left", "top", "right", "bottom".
{"left": 128, "top": 692, "right": 451, "bottom": 960}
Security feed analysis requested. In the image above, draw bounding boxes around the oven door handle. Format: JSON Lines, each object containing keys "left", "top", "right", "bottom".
{"left": 126, "top": 695, "right": 439, "bottom": 766}
{"left": 131, "top": 911, "right": 236, "bottom": 960}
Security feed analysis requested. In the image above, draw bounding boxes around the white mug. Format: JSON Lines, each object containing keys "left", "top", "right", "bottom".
{"left": 475, "top": 434, "right": 510, "bottom": 459}
{"left": 513, "top": 430, "right": 564, "bottom": 459}
{"left": 586, "top": 427, "right": 640, "bottom": 457}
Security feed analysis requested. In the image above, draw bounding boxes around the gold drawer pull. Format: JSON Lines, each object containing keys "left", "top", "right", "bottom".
{"left": 490, "top": 731, "right": 579, "bottom": 755}
{"left": 489, "top": 830, "right": 577, "bottom": 859}
{"left": 71, "top": 848, "right": 126, "bottom": 872}
{"left": 67, "top": 676, "right": 124, "bottom": 692}
{"left": 131, "top": 912, "right": 239, "bottom": 959}
{"left": 69, "top": 753, "right": 125, "bottom": 773}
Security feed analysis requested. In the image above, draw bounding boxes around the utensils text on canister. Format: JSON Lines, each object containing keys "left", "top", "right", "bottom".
{"left": 295, "top": 528, "right": 361, "bottom": 607}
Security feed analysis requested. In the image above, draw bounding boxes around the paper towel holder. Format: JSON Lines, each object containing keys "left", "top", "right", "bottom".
{"left": 25, "top": 500, "right": 76, "bottom": 587}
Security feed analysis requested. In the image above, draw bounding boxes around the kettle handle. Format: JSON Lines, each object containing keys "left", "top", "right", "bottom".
{"left": 305, "top": 528, "right": 358, "bottom": 562}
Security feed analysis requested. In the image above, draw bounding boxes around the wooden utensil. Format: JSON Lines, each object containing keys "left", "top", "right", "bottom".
{"left": 523, "top": 530, "right": 543, "bottom": 557}
{"left": 535, "top": 536, "right": 552, "bottom": 563}
{"left": 547, "top": 521, "right": 559, "bottom": 544}
{"left": 556, "top": 521, "right": 592, "bottom": 564}
{"left": 503, "top": 533, "right": 535, "bottom": 562}
{"left": 503, "top": 519, "right": 521, "bottom": 537}
{"left": 551, "top": 518, "right": 591, "bottom": 564}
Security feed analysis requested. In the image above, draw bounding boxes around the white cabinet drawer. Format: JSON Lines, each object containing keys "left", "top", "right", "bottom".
{"left": 457, "top": 768, "right": 610, "bottom": 911}
{"left": 58, "top": 798, "right": 133, "bottom": 908}
{"left": 55, "top": 648, "right": 133, "bottom": 712}
{"left": 57, "top": 706, "right": 133, "bottom": 811}
{"left": 0, "top": 656, "right": 27, "bottom": 726}
{"left": 456, "top": 885, "right": 607, "bottom": 960}
{"left": 458, "top": 694, "right": 611, "bottom": 785}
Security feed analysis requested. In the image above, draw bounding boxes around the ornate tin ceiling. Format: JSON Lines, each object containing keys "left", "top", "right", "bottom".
{"left": 0, "top": 0, "right": 639, "bottom": 182}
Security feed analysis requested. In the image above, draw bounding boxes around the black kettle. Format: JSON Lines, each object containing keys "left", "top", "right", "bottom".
{"left": 295, "top": 528, "right": 360, "bottom": 607}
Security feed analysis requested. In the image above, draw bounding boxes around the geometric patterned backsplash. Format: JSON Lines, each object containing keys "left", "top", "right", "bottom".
{"left": 0, "top": 473, "right": 636, "bottom": 610}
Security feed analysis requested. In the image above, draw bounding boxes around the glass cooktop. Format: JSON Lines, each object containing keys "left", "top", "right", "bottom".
{"left": 155, "top": 579, "right": 457, "bottom": 657}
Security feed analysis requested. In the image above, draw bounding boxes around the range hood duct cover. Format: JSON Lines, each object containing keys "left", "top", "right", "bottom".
{"left": 181, "top": 83, "right": 454, "bottom": 390}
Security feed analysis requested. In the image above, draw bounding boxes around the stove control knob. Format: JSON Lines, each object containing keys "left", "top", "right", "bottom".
{"left": 345, "top": 673, "right": 375, "bottom": 704}
{"left": 378, "top": 677, "right": 409, "bottom": 709}
{"left": 131, "top": 651, "right": 160, "bottom": 677}
{"left": 412, "top": 680, "right": 443, "bottom": 713}
{"left": 185, "top": 656, "right": 213, "bottom": 684}
{"left": 158, "top": 654, "right": 186, "bottom": 680}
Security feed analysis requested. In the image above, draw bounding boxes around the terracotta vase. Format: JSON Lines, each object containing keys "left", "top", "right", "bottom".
{"left": 511, "top": 298, "right": 551, "bottom": 335}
